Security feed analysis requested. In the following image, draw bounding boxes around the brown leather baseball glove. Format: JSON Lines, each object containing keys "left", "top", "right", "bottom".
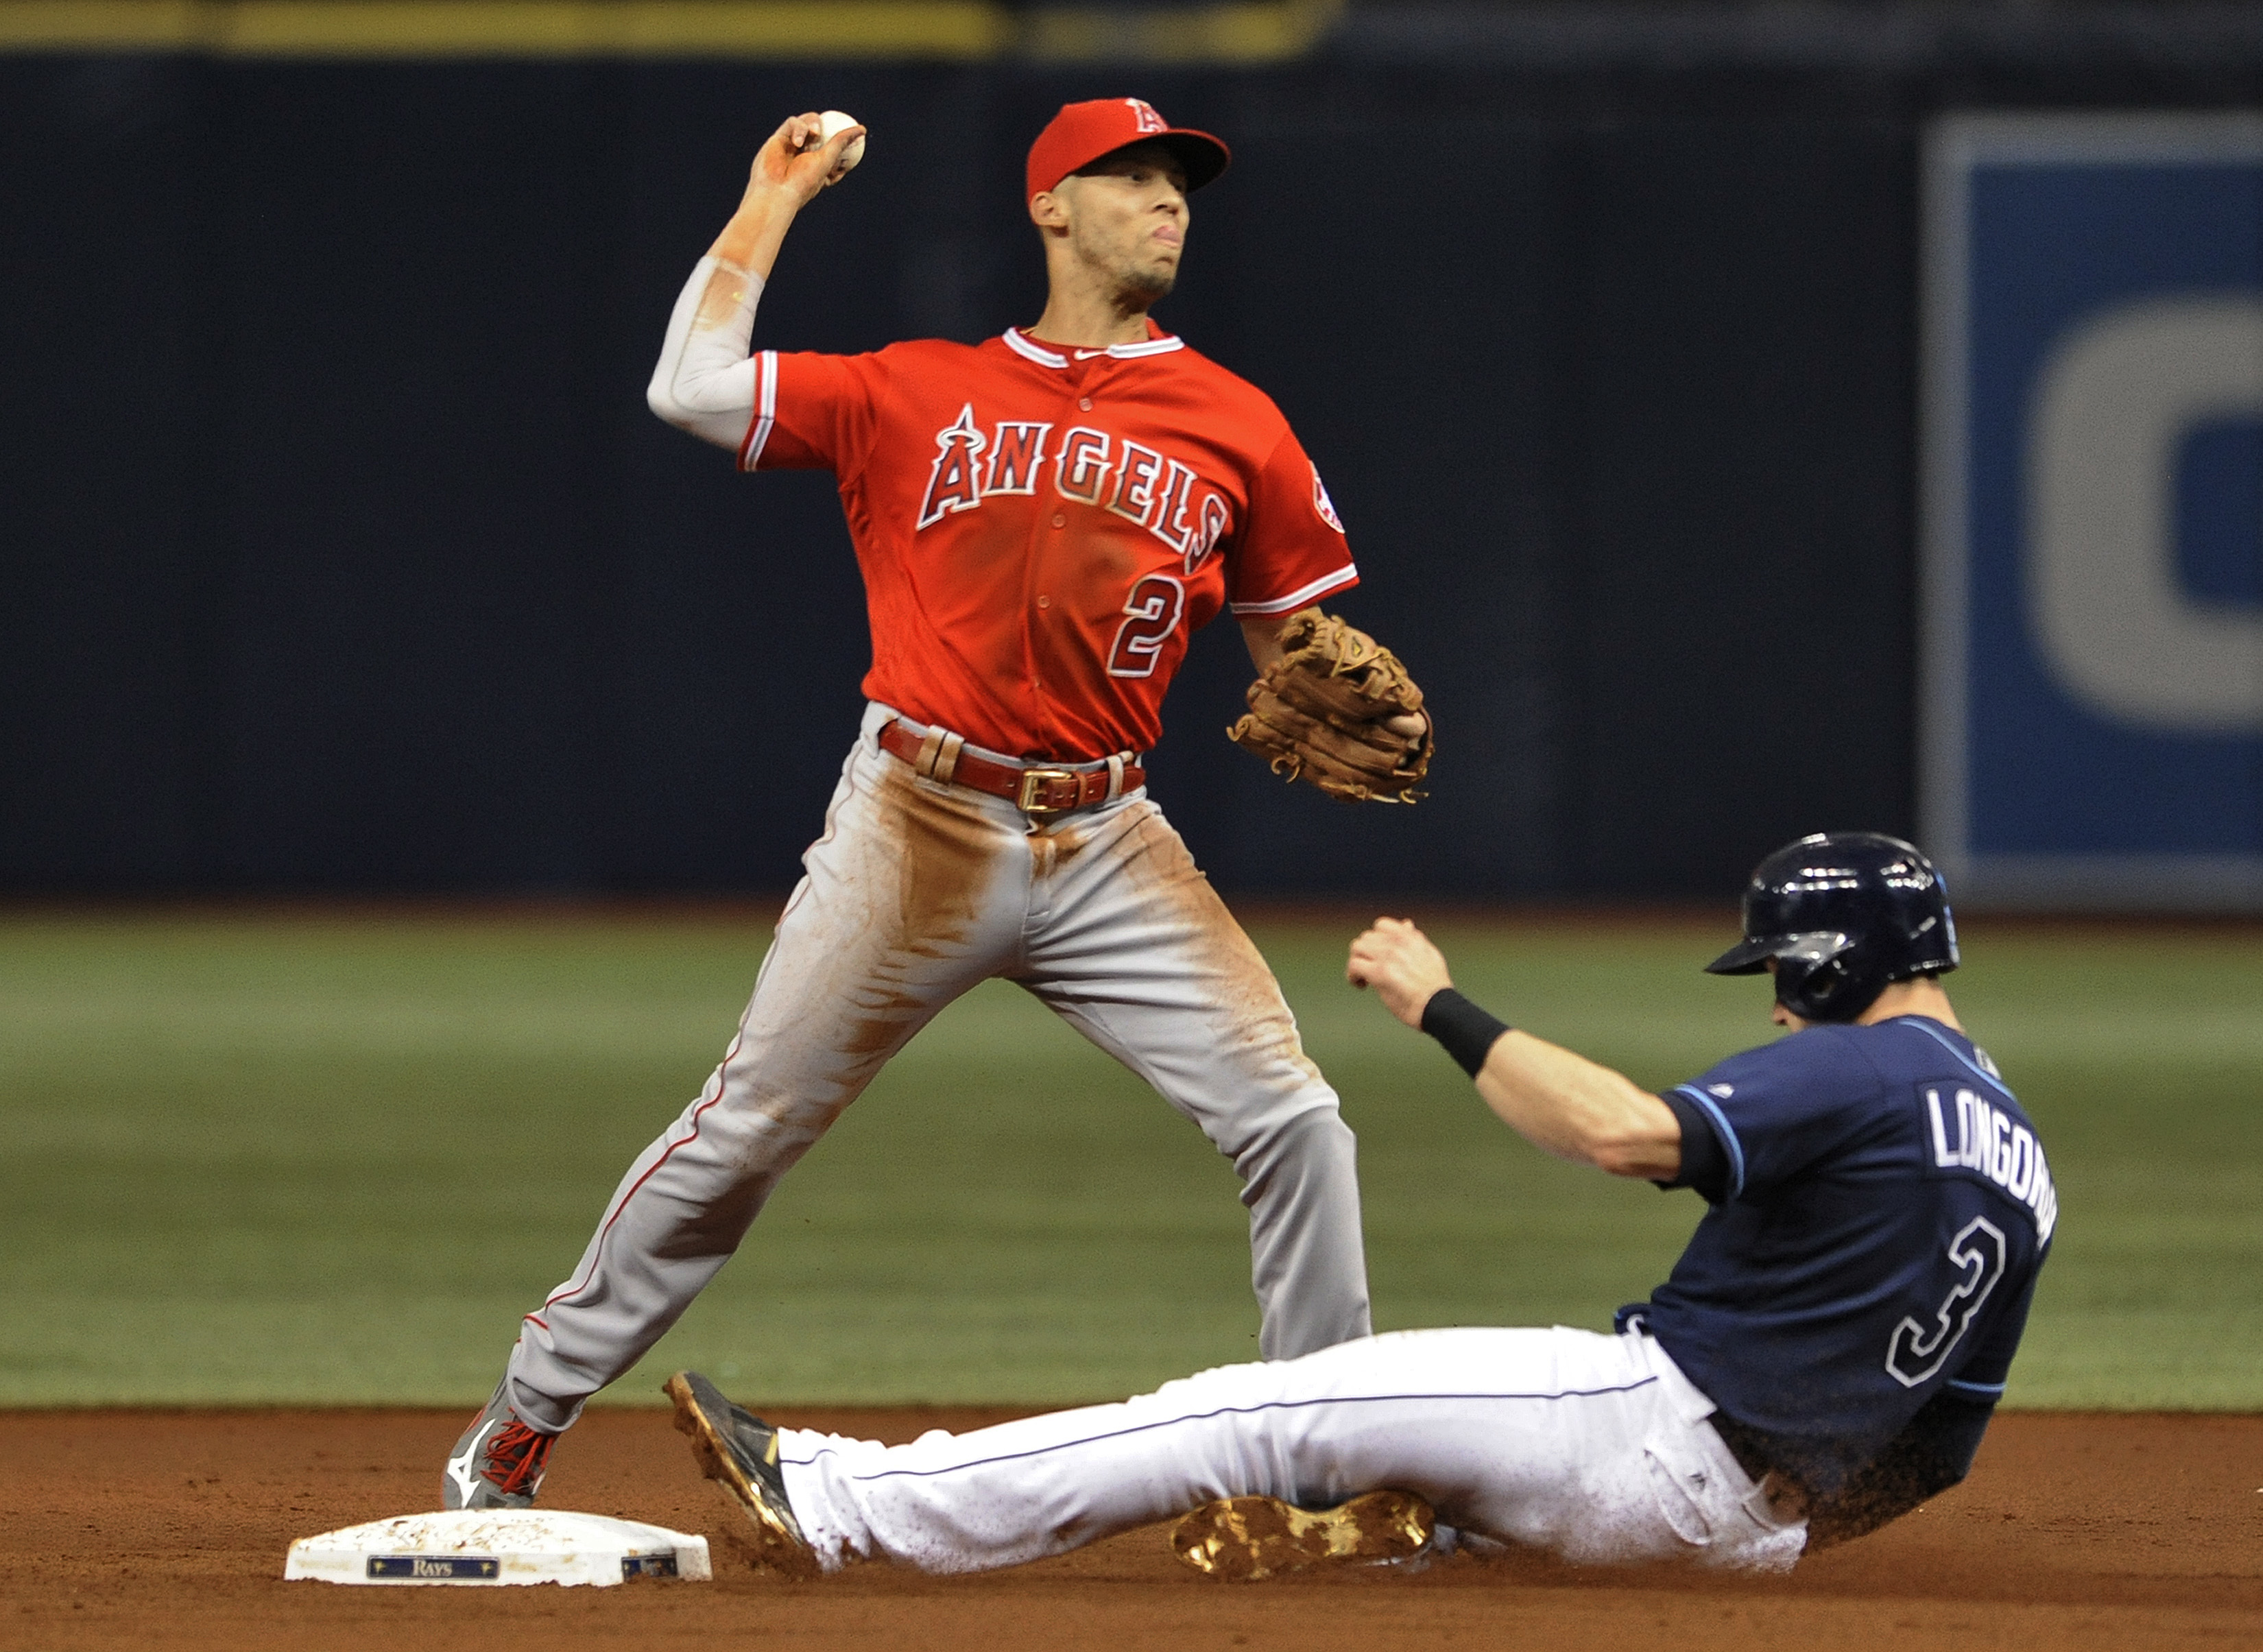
{"left": 1228, "top": 610, "right": 1433, "bottom": 804}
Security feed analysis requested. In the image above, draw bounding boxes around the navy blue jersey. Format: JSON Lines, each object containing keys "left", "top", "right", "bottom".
{"left": 1636, "top": 1016, "right": 2054, "bottom": 1495}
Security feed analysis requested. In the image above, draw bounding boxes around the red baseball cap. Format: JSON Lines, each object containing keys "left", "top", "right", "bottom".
{"left": 1025, "top": 98, "right": 1230, "bottom": 200}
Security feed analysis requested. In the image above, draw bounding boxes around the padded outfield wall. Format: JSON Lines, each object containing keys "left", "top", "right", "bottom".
{"left": 3, "top": 4, "right": 2258, "bottom": 900}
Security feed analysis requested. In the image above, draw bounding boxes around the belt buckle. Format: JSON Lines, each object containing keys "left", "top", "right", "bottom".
{"left": 1015, "top": 767, "right": 1079, "bottom": 815}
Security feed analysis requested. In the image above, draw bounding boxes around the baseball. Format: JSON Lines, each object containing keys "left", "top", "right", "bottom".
{"left": 813, "top": 110, "right": 865, "bottom": 182}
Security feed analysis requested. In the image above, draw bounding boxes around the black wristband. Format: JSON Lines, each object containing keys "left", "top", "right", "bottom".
{"left": 1420, "top": 988, "right": 1512, "bottom": 1078}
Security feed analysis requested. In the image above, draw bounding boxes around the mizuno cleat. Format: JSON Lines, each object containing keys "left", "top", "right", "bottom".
{"left": 1170, "top": 1489, "right": 1437, "bottom": 1581}
{"left": 664, "top": 1370, "right": 817, "bottom": 1577}
{"left": 441, "top": 1380, "right": 558, "bottom": 1510}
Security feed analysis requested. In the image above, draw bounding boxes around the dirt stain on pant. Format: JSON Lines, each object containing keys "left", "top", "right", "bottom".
{"left": 1117, "top": 805, "right": 1315, "bottom": 1075}
{"left": 885, "top": 769, "right": 1001, "bottom": 944}
{"left": 827, "top": 765, "right": 1007, "bottom": 1061}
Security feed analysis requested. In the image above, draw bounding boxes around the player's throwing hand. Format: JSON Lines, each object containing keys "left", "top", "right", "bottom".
{"left": 1347, "top": 918, "right": 1453, "bottom": 1027}
{"left": 745, "top": 111, "right": 867, "bottom": 208}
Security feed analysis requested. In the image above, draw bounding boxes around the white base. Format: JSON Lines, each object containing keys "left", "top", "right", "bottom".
{"left": 284, "top": 1509, "right": 712, "bottom": 1587}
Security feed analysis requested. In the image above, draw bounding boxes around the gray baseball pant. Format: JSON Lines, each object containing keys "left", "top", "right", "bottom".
{"left": 503, "top": 702, "right": 1371, "bottom": 1430}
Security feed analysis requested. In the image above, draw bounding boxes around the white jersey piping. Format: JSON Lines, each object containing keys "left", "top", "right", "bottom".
{"left": 739, "top": 349, "right": 779, "bottom": 469}
{"left": 1230, "top": 562, "right": 1360, "bottom": 616}
{"left": 1002, "top": 326, "right": 1186, "bottom": 368}
{"left": 1101, "top": 335, "right": 1185, "bottom": 358}
{"left": 1003, "top": 328, "right": 1068, "bottom": 368}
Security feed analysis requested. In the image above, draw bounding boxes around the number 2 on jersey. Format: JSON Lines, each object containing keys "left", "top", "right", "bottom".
{"left": 1106, "top": 575, "right": 1186, "bottom": 678}
{"left": 1884, "top": 1216, "right": 2007, "bottom": 1388}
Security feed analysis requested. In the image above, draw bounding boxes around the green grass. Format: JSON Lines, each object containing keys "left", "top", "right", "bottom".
{"left": 0, "top": 910, "right": 2255, "bottom": 1409}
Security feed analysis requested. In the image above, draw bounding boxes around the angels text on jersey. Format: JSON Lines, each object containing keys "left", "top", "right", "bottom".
{"left": 917, "top": 404, "right": 1234, "bottom": 577}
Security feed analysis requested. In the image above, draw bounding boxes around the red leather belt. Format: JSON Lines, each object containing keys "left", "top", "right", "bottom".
{"left": 877, "top": 719, "right": 1143, "bottom": 816}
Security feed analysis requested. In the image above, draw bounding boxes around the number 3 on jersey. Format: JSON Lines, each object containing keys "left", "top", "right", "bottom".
{"left": 1885, "top": 1216, "right": 2007, "bottom": 1387}
{"left": 1107, "top": 575, "right": 1186, "bottom": 678}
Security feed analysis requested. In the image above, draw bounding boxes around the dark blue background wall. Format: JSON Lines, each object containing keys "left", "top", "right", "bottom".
{"left": 3, "top": 32, "right": 2253, "bottom": 898}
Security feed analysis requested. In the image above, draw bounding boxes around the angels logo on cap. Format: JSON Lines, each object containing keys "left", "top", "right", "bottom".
{"left": 1025, "top": 98, "right": 1232, "bottom": 200}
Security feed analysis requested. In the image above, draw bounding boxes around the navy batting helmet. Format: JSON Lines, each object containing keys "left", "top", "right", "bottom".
{"left": 1705, "top": 832, "right": 1959, "bottom": 1022}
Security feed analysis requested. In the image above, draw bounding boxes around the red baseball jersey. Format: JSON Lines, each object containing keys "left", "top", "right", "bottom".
{"left": 738, "top": 324, "right": 1358, "bottom": 760}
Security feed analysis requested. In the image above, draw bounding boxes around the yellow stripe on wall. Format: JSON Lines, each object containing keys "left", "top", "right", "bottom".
{"left": 228, "top": 3, "right": 1012, "bottom": 58}
{"left": 0, "top": 0, "right": 1343, "bottom": 62}
{"left": 0, "top": 1, "right": 192, "bottom": 50}
{"left": 1025, "top": 3, "right": 1338, "bottom": 65}
{"left": 0, "top": 2, "right": 1008, "bottom": 58}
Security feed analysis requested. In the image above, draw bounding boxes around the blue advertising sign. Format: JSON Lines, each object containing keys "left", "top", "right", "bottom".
{"left": 1923, "top": 114, "right": 2263, "bottom": 909}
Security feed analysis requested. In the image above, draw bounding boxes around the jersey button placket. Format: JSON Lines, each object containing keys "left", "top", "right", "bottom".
{"left": 1055, "top": 381, "right": 1088, "bottom": 532}
{"left": 1023, "top": 376, "right": 1078, "bottom": 755}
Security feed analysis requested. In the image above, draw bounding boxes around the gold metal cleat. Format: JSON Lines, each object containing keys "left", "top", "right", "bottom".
{"left": 663, "top": 1371, "right": 818, "bottom": 1579}
{"left": 1170, "top": 1489, "right": 1436, "bottom": 1581}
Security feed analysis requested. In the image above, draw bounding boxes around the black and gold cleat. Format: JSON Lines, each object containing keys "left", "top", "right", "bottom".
{"left": 1171, "top": 1489, "right": 1436, "bottom": 1581}
{"left": 664, "top": 1370, "right": 817, "bottom": 1578}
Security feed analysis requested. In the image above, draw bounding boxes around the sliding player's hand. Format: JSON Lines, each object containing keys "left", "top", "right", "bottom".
{"left": 1347, "top": 918, "right": 1454, "bottom": 1029}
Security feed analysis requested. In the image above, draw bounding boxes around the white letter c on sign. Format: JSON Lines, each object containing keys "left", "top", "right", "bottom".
{"left": 2028, "top": 295, "right": 2263, "bottom": 732}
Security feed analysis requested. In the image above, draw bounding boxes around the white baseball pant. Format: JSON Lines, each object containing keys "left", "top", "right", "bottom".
{"left": 503, "top": 702, "right": 1372, "bottom": 1429}
{"left": 780, "top": 1326, "right": 1809, "bottom": 1575}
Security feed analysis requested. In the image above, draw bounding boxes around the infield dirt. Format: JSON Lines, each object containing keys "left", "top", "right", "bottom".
{"left": 8, "top": 1409, "right": 2260, "bottom": 1651}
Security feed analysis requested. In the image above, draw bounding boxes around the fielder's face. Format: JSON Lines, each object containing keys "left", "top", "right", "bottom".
{"left": 1045, "top": 141, "right": 1190, "bottom": 306}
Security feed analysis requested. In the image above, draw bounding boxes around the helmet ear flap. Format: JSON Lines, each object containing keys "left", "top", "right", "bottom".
{"left": 1774, "top": 954, "right": 1831, "bottom": 1018}
{"left": 1775, "top": 949, "right": 1884, "bottom": 1022}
